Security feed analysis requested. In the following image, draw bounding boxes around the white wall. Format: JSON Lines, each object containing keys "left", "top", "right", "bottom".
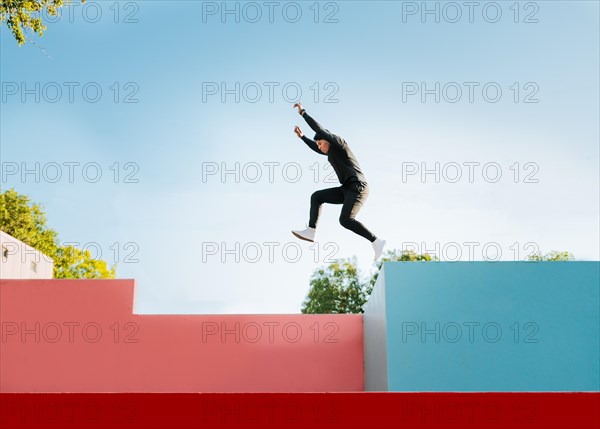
{"left": 0, "top": 231, "right": 54, "bottom": 279}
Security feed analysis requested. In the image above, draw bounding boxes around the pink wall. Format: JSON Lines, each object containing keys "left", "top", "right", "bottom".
{"left": 0, "top": 279, "right": 364, "bottom": 393}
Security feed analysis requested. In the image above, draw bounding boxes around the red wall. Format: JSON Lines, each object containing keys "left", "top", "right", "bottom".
{"left": 0, "top": 279, "right": 364, "bottom": 393}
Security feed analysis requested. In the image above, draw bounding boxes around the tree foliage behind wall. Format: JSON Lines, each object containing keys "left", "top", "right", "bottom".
{"left": 301, "top": 257, "right": 366, "bottom": 314}
{"left": 301, "top": 250, "right": 437, "bottom": 314}
{"left": 526, "top": 251, "right": 574, "bottom": 261}
{"left": 301, "top": 248, "right": 576, "bottom": 314}
{"left": 0, "top": 188, "right": 116, "bottom": 279}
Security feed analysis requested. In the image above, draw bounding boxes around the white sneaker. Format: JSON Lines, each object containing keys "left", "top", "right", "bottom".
{"left": 292, "top": 226, "right": 316, "bottom": 242}
{"left": 372, "top": 238, "right": 386, "bottom": 261}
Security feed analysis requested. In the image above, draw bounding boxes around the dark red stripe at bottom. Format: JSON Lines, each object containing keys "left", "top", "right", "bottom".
{"left": 1, "top": 392, "right": 598, "bottom": 429}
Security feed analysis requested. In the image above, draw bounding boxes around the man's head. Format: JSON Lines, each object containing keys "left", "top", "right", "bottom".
{"left": 314, "top": 133, "right": 331, "bottom": 154}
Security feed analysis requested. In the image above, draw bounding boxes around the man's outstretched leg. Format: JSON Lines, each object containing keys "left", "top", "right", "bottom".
{"left": 292, "top": 187, "right": 344, "bottom": 242}
{"left": 338, "top": 182, "right": 386, "bottom": 261}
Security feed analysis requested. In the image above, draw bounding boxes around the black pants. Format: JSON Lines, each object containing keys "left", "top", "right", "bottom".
{"left": 308, "top": 181, "right": 376, "bottom": 242}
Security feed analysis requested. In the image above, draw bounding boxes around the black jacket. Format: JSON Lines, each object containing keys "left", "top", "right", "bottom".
{"left": 300, "top": 111, "right": 367, "bottom": 186}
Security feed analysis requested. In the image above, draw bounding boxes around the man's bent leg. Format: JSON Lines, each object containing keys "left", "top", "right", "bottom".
{"left": 339, "top": 183, "right": 377, "bottom": 242}
{"left": 309, "top": 186, "right": 344, "bottom": 228}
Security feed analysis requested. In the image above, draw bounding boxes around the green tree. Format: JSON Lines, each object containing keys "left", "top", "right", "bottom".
{"left": 301, "top": 250, "right": 435, "bottom": 314}
{"left": 0, "top": 188, "right": 116, "bottom": 278}
{"left": 1, "top": 0, "right": 85, "bottom": 46}
{"left": 301, "top": 247, "right": 576, "bottom": 314}
{"left": 526, "top": 250, "right": 575, "bottom": 261}
{"left": 301, "top": 257, "right": 366, "bottom": 314}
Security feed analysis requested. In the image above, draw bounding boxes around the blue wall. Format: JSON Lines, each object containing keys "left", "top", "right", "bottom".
{"left": 364, "top": 262, "right": 600, "bottom": 392}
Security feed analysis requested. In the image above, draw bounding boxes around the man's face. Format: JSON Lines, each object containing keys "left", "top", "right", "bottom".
{"left": 317, "top": 139, "right": 330, "bottom": 154}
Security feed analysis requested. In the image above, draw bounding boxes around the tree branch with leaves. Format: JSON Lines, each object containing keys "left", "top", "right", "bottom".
{"left": 1, "top": 0, "right": 85, "bottom": 45}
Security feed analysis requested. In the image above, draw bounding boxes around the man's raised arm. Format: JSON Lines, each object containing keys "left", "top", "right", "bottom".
{"left": 300, "top": 110, "right": 335, "bottom": 142}
{"left": 293, "top": 102, "right": 335, "bottom": 141}
{"left": 301, "top": 135, "right": 326, "bottom": 155}
{"left": 294, "top": 124, "right": 326, "bottom": 155}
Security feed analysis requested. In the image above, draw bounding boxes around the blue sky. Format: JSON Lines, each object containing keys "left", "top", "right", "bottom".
{"left": 1, "top": 1, "right": 598, "bottom": 313}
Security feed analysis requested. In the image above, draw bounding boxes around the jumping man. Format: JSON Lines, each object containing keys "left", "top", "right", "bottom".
{"left": 291, "top": 102, "right": 386, "bottom": 261}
